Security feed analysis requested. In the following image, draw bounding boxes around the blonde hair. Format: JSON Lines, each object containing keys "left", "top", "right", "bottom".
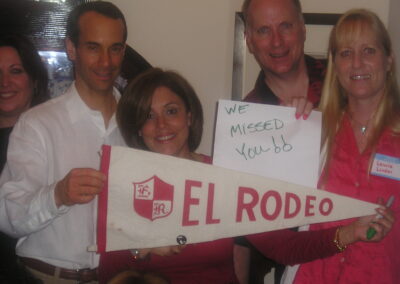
{"left": 319, "top": 9, "right": 400, "bottom": 179}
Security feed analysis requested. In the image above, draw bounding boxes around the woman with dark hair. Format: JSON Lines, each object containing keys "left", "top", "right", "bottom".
{"left": 0, "top": 33, "right": 49, "bottom": 283}
{"left": 0, "top": 34, "right": 49, "bottom": 106}
{"left": 99, "top": 68, "right": 394, "bottom": 284}
{"left": 0, "top": 33, "right": 49, "bottom": 170}
{"left": 117, "top": 68, "right": 204, "bottom": 161}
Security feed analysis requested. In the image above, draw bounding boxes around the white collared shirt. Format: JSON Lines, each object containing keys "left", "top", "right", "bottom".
{"left": 0, "top": 82, "right": 126, "bottom": 269}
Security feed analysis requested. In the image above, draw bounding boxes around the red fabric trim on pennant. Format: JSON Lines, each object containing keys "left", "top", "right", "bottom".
{"left": 97, "top": 144, "right": 112, "bottom": 253}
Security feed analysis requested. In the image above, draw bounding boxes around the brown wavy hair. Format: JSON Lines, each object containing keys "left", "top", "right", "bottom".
{"left": 0, "top": 33, "right": 49, "bottom": 106}
{"left": 117, "top": 68, "right": 203, "bottom": 152}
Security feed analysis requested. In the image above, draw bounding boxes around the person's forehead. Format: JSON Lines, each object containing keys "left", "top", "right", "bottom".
{"left": 0, "top": 46, "right": 22, "bottom": 63}
{"left": 151, "top": 86, "right": 187, "bottom": 106}
{"left": 248, "top": 0, "right": 300, "bottom": 25}
{"left": 77, "top": 11, "right": 124, "bottom": 43}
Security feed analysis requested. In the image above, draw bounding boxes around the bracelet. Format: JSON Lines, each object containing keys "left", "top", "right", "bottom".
{"left": 130, "top": 249, "right": 140, "bottom": 260}
{"left": 130, "top": 249, "right": 151, "bottom": 261}
{"left": 333, "top": 226, "right": 347, "bottom": 252}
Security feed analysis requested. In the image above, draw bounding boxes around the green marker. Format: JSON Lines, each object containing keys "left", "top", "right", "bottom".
{"left": 366, "top": 195, "right": 395, "bottom": 240}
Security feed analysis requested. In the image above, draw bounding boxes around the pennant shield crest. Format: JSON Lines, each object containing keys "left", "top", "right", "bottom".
{"left": 133, "top": 175, "right": 174, "bottom": 221}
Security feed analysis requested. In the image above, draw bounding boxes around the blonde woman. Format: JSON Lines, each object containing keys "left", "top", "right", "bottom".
{"left": 293, "top": 9, "right": 400, "bottom": 283}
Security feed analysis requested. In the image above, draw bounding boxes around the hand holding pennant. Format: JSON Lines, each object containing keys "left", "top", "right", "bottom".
{"left": 97, "top": 145, "right": 377, "bottom": 253}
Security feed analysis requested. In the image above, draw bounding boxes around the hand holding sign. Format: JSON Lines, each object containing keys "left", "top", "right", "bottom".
{"left": 283, "top": 96, "right": 313, "bottom": 120}
{"left": 55, "top": 168, "right": 105, "bottom": 207}
{"left": 133, "top": 245, "right": 187, "bottom": 259}
{"left": 337, "top": 206, "right": 395, "bottom": 247}
{"left": 97, "top": 145, "right": 379, "bottom": 252}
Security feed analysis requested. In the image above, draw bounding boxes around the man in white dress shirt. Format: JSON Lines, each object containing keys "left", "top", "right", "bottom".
{"left": 0, "top": 2, "right": 127, "bottom": 283}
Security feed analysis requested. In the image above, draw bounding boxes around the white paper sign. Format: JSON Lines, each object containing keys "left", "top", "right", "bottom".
{"left": 213, "top": 100, "right": 321, "bottom": 187}
{"left": 97, "top": 145, "right": 377, "bottom": 252}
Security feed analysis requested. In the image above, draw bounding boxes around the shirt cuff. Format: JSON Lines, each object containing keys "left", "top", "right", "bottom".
{"left": 48, "top": 183, "right": 69, "bottom": 215}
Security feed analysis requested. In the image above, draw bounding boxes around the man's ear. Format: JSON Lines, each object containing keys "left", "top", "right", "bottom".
{"left": 187, "top": 112, "right": 192, "bottom": 126}
{"left": 301, "top": 22, "right": 306, "bottom": 43}
{"left": 387, "top": 53, "right": 394, "bottom": 72}
{"left": 122, "top": 43, "right": 127, "bottom": 56}
{"left": 244, "top": 29, "right": 254, "bottom": 54}
{"left": 65, "top": 37, "right": 76, "bottom": 61}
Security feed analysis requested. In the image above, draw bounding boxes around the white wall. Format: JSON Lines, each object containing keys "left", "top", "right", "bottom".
{"left": 388, "top": 0, "right": 400, "bottom": 85}
{"left": 110, "top": 0, "right": 397, "bottom": 156}
{"left": 110, "top": 0, "right": 243, "bottom": 155}
{"left": 301, "top": 0, "right": 389, "bottom": 17}
{"left": 302, "top": 0, "right": 390, "bottom": 59}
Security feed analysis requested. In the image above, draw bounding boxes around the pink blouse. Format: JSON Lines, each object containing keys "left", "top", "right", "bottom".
{"left": 294, "top": 116, "right": 400, "bottom": 284}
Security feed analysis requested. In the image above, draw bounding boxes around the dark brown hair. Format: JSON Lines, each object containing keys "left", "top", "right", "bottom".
{"left": 0, "top": 33, "right": 49, "bottom": 106}
{"left": 66, "top": 1, "right": 127, "bottom": 46}
{"left": 117, "top": 68, "right": 203, "bottom": 152}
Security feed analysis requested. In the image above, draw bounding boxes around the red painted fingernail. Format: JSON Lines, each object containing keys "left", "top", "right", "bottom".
{"left": 295, "top": 113, "right": 301, "bottom": 120}
{"left": 303, "top": 114, "right": 309, "bottom": 120}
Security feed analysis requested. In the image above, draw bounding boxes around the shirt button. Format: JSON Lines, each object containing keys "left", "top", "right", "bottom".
{"left": 340, "top": 257, "right": 345, "bottom": 262}
{"left": 354, "top": 182, "right": 360, "bottom": 187}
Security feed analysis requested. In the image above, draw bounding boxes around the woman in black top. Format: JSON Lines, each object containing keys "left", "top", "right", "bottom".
{"left": 0, "top": 33, "right": 49, "bottom": 283}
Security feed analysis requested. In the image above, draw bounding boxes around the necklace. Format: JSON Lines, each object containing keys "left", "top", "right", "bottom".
{"left": 360, "top": 126, "right": 367, "bottom": 135}
{"left": 347, "top": 111, "right": 371, "bottom": 135}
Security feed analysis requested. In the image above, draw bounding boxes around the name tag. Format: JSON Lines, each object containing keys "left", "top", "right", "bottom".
{"left": 371, "top": 153, "right": 400, "bottom": 181}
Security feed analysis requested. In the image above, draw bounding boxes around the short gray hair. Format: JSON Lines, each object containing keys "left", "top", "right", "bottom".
{"left": 241, "top": 0, "right": 303, "bottom": 26}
